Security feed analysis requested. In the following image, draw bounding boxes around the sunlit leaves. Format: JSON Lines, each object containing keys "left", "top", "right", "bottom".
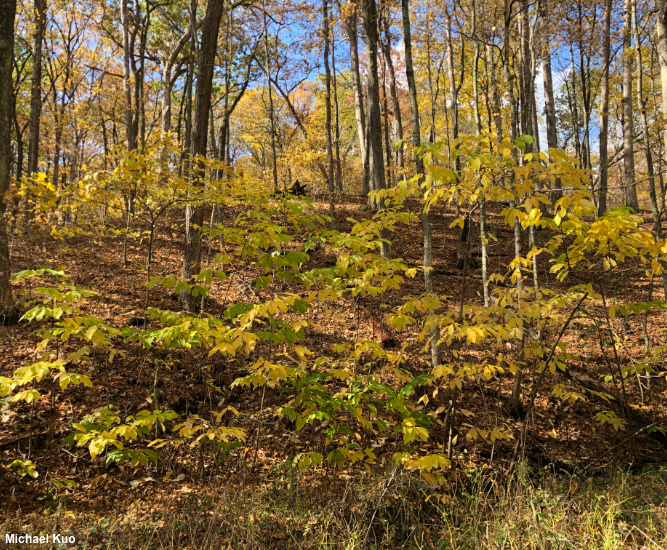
{"left": 594, "top": 411, "right": 627, "bottom": 432}
{"left": 10, "top": 459, "right": 39, "bottom": 479}
{"left": 72, "top": 406, "right": 181, "bottom": 462}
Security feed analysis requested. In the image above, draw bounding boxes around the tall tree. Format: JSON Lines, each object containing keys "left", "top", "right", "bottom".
{"left": 322, "top": 0, "right": 336, "bottom": 228}
{"left": 518, "top": 0, "right": 533, "bottom": 143}
{"left": 26, "top": 0, "right": 47, "bottom": 177}
{"left": 402, "top": 0, "right": 439, "bottom": 366}
{"left": 598, "top": 0, "right": 612, "bottom": 216}
{"left": 485, "top": 43, "right": 503, "bottom": 140}
{"left": 655, "top": 0, "right": 667, "bottom": 194}
{"left": 0, "top": 0, "right": 17, "bottom": 322}
{"left": 24, "top": 0, "right": 47, "bottom": 223}
{"left": 622, "top": 0, "right": 639, "bottom": 210}
{"left": 575, "top": 0, "right": 594, "bottom": 171}
{"left": 444, "top": 3, "right": 460, "bottom": 171}
{"left": 361, "top": 0, "right": 383, "bottom": 193}
{"left": 161, "top": 27, "right": 196, "bottom": 142}
{"left": 331, "top": 26, "right": 343, "bottom": 192}
{"left": 471, "top": 0, "right": 482, "bottom": 136}
{"left": 181, "top": 0, "right": 225, "bottom": 312}
{"left": 503, "top": 0, "right": 519, "bottom": 144}
{"left": 633, "top": 0, "right": 667, "bottom": 301}
{"left": 362, "top": 0, "right": 389, "bottom": 257}
{"left": 379, "top": 6, "right": 403, "bottom": 174}
{"left": 343, "top": 4, "right": 368, "bottom": 195}
{"left": 262, "top": 0, "right": 279, "bottom": 194}
{"left": 120, "top": 0, "right": 138, "bottom": 152}
{"left": 471, "top": 0, "right": 489, "bottom": 309}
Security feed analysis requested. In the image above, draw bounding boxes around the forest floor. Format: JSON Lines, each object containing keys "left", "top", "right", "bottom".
{"left": 2, "top": 196, "right": 667, "bottom": 548}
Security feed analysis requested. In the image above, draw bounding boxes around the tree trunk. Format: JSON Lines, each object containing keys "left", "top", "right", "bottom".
{"left": 576, "top": 1, "right": 592, "bottom": 171}
{"left": 136, "top": 3, "right": 149, "bottom": 150}
{"left": 362, "top": 0, "right": 389, "bottom": 258}
{"left": 182, "top": 0, "right": 225, "bottom": 312}
{"left": 445, "top": 4, "right": 459, "bottom": 172}
{"left": 503, "top": 0, "right": 519, "bottom": 145}
{"left": 380, "top": 11, "right": 403, "bottom": 174}
{"left": 471, "top": 0, "right": 489, "bottom": 308}
{"left": 486, "top": 44, "right": 503, "bottom": 140}
{"left": 331, "top": 29, "right": 344, "bottom": 192}
{"left": 566, "top": 43, "right": 582, "bottom": 163}
{"left": 623, "top": 0, "right": 639, "bottom": 210}
{"left": 381, "top": 53, "right": 392, "bottom": 184}
{"left": 0, "top": 0, "right": 17, "bottom": 321}
{"left": 361, "top": 1, "right": 383, "bottom": 187}
{"left": 52, "top": 89, "right": 64, "bottom": 188}
{"left": 505, "top": 0, "right": 524, "bottom": 413}
{"left": 634, "top": 0, "right": 667, "bottom": 301}
{"left": 539, "top": 0, "right": 557, "bottom": 150}
{"left": 519, "top": 0, "right": 532, "bottom": 144}
{"left": 383, "top": 41, "right": 403, "bottom": 172}
{"left": 161, "top": 28, "right": 194, "bottom": 140}
{"left": 598, "top": 0, "right": 612, "bottom": 216}
{"left": 322, "top": 0, "right": 336, "bottom": 228}
{"left": 121, "top": 0, "right": 137, "bottom": 151}
{"left": 402, "top": 0, "right": 439, "bottom": 366}
{"left": 24, "top": 0, "right": 47, "bottom": 224}
{"left": 344, "top": 8, "right": 368, "bottom": 195}
{"left": 25, "top": 0, "right": 47, "bottom": 222}
{"left": 13, "top": 117, "right": 24, "bottom": 184}
{"left": 655, "top": 0, "right": 667, "bottom": 213}
{"left": 401, "top": 0, "right": 422, "bottom": 179}
{"left": 262, "top": 0, "right": 279, "bottom": 194}
{"left": 471, "top": 0, "right": 482, "bottom": 137}
{"left": 530, "top": 21, "right": 540, "bottom": 153}
{"left": 425, "top": 19, "right": 436, "bottom": 144}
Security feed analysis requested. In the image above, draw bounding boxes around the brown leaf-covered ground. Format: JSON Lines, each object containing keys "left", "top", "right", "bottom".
{"left": 2, "top": 196, "right": 667, "bottom": 526}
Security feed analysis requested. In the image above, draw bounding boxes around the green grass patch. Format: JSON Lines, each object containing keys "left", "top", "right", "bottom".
{"left": 3, "top": 464, "right": 667, "bottom": 549}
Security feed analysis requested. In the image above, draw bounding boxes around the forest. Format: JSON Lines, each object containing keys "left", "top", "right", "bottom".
{"left": 2, "top": 0, "right": 667, "bottom": 546}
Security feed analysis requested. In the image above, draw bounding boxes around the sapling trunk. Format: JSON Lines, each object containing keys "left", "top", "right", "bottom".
{"left": 122, "top": 197, "right": 131, "bottom": 268}
{"left": 163, "top": 223, "right": 175, "bottom": 276}
{"left": 143, "top": 222, "right": 155, "bottom": 329}
{"left": 251, "top": 384, "right": 267, "bottom": 473}
{"left": 529, "top": 224, "right": 539, "bottom": 294}
{"left": 529, "top": 222, "right": 542, "bottom": 341}
{"left": 642, "top": 278, "right": 654, "bottom": 353}
{"left": 446, "top": 391, "right": 459, "bottom": 460}
{"left": 510, "top": 338, "right": 524, "bottom": 417}
{"left": 217, "top": 203, "right": 224, "bottom": 252}
{"left": 472, "top": 4, "right": 488, "bottom": 309}
{"left": 456, "top": 214, "right": 470, "bottom": 269}
{"left": 423, "top": 210, "right": 441, "bottom": 367}
{"left": 510, "top": 198, "right": 525, "bottom": 415}
{"left": 153, "top": 364, "right": 160, "bottom": 436}
{"left": 206, "top": 204, "right": 216, "bottom": 266}
{"left": 96, "top": 235, "right": 102, "bottom": 278}
{"left": 28, "top": 399, "right": 34, "bottom": 460}
{"left": 601, "top": 291, "right": 632, "bottom": 421}
{"left": 480, "top": 200, "right": 489, "bottom": 307}
{"left": 458, "top": 209, "right": 478, "bottom": 321}
{"left": 48, "top": 389, "right": 55, "bottom": 453}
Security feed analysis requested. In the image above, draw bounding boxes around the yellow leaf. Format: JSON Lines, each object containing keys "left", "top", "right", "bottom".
{"left": 89, "top": 438, "right": 107, "bottom": 460}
